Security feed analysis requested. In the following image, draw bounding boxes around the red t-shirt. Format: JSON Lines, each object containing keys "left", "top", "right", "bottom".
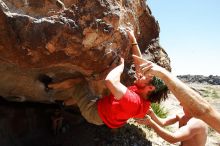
{"left": 97, "top": 85, "right": 150, "bottom": 128}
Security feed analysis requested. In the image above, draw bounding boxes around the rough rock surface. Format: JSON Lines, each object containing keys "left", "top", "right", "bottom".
{"left": 0, "top": 0, "right": 171, "bottom": 103}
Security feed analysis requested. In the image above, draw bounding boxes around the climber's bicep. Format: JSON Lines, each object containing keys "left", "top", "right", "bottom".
{"left": 105, "top": 81, "right": 127, "bottom": 100}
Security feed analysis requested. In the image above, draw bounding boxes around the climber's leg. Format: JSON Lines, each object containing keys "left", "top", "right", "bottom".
{"left": 72, "top": 83, "right": 104, "bottom": 125}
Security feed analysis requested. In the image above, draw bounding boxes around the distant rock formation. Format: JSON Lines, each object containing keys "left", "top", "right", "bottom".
{"left": 177, "top": 75, "right": 220, "bottom": 85}
{"left": 0, "top": 0, "right": 171, "bottom": 103}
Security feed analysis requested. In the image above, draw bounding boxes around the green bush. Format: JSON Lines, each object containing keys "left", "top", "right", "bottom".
{"left": 151, "top": 103, "right": 168, "bottom": 118}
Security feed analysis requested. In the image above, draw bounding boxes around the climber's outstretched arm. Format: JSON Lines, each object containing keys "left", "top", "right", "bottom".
{"left": 126, "top": 28, "right": 145, "bottom": 78}
{"left": 105, "top": 58, "right": 127, "bottom": 100}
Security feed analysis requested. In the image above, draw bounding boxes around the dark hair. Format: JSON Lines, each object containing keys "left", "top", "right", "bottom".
{"left": 148, "top": 76, "right": 168, "bottom": 103}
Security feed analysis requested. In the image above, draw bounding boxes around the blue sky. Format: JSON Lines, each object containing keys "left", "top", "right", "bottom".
{"left": 147, "top": 0, "right": 220, "bottom": 76}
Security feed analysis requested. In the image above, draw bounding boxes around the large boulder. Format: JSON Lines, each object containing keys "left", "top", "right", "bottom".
{"left": 0, "top": 0, "right": 171, "bottom": 103}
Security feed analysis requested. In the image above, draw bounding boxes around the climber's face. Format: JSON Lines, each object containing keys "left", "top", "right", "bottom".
{"left": 135, "top": 76, "right": 152, "bottom": 88}
{"left": 135, "top": 76, "right": 155, "bottom": 97}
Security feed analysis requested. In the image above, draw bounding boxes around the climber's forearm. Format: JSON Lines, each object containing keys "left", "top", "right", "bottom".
{"left": 132, "top": 44, "right": 142, "bottom": 58}
{"left": 127, "top": 29, "right": 143, "bottom": 76}
{"left": 132, "top": 45, "right": 142, "bottom": 76}
{"left": 105, "top": 63, "right": 123, "bottom": 83}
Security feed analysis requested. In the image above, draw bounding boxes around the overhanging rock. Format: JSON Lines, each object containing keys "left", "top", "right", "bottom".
{"left": 0, "top": 0, "right": 171, "bottom": 103}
